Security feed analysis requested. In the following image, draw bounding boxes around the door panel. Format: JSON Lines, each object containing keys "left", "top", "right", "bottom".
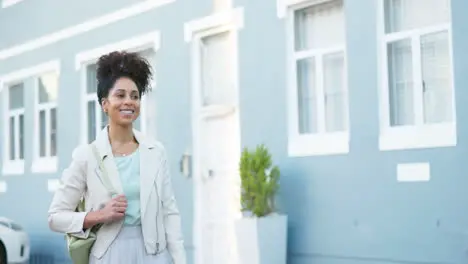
{"left": 199, "top": 111, "right": 239, "bottom": 264}
{"left": 200, "top": 31, "right": 236, "bottom": 106}
{"left": 193, "top": 29, "right": 240, "bottom": 264}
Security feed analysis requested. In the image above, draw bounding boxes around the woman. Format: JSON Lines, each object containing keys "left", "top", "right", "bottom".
{"left": 48, "top": 51, "right": 186, "bottom": 264}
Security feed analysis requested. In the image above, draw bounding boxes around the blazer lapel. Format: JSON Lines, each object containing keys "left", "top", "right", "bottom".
{"left": 93, "top": 127, "right": 162, "bottom": 217}
{"left": 134, "top": 129, "right": 161, "bottom": 218}
{"left": 94, "top": 127, "right": 124, "bottom": 195}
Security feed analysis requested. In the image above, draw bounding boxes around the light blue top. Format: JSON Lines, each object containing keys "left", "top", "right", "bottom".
{"left": 114, "top": 148, "right": 141, "bottom": 226}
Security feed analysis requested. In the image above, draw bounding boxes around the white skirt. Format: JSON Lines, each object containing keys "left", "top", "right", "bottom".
{"left": 89, "top": 225, "right": 172, "bottom": 264}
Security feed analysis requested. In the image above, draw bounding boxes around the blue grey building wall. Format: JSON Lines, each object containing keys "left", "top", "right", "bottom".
{"left": 237, "top": 0, "right": 468, "bottom": 263}
{"left": 2, "top": 0, "right": 468, "bottom": 264}
{"left": 0, "top": 0, "right": 217, "bottom": 262}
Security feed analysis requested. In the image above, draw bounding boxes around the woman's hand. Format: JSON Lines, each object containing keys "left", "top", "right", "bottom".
{"left": 83, "top": 194, "right": 127, "bottom": 229}
{"left": 99, "top": 194, "right": 127, "bottom": 223}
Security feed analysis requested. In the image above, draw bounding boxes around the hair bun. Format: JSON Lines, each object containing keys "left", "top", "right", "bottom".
{"left": 95, "top": 51, "right": 153, "bottom": 105}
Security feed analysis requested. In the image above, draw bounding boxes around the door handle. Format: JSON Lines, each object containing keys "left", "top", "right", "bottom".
{"left": 208, "top": 169, "right": 214, "bottom": 178}
{"left": 201, "top": 169, "right": 215, "bottom": 181}
{"left": 179, "top": 151, "right": 191, "bottom": 178}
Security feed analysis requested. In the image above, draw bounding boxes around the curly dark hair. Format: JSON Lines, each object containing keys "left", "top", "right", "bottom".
{"left": 95, "top": 51, "right": 153, "bottom": 105}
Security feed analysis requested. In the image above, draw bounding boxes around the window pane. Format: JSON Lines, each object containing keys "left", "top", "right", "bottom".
{"left": 138, "top": 49, "right": 156, "bottom": 90}
{"left": 200, "top": 32, "right": 234, "bottom": 106}
{"left": 421, "top": 31, "right": 452, "bottom": 124}
{"left": 323, "top": 52, "right": 346, "bottom": 132}
{"left": 38, "top": 72, "right": 59, "bottom": 103}
{"left": 294, "top": 0, "right": 345, "bottom": 51}
{"left": 8, "top": 83, "right": 24, "bottom": 110}
{"left": 87, "top": 64, "right": 98, "bottom": 94}
{"left": 19, "top": 114, "right": 24, "bottom": 160}
{"left": 296, "top": 57, "right": 318, "bottom": 134}
{"left": 144, "top": 93, "right": 158, "bottom": 137}
{"left": 39, "top": 110, "right": 46, "bottom": 157}
{"left": 388, "top": 39, "right": 414, "bottom": 126}
{"left": 101, "top": 111, "right": 108, "bottom": 129}
{"left": 136, "top": 49, "right": 155, "bottom": 133}
{"left": 50, "top": 108, "right": 57, "bottom": 156}
{"left": 9, "top": 117, "right": 15, "bottom": 160}
{"left": 384, "top": 0, "right": 450, "bottom": 33}
{"left": 134, "top": 117, "right": 141, "bottom": 130}
{"left": 87, "top": 101, "right": 96, "bottom": 143}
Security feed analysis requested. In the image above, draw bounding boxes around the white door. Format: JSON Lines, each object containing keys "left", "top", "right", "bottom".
{"left": 192, "top": 30, "right": 241, "bottom": 264}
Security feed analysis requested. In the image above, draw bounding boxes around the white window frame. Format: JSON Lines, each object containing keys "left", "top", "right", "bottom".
{"left": 1, "top": 0, "right": 24, "bottom": 8}
{"left": 1, "top": 82, "right": 25, "bottom": 175}
{"left": 280, "top": 0, "right": 350, "bottom": 157}
{"left": 0, "top": 181, "right": 6, "bottom": 193}
{"left": 75, "top": 31, "right": 161, "bottom": 145}
{"left": 82, "top": 64, "right": 108, "bottom": 144}
{"left": 47, "top": 179, "right": 61, "bottom": 193}
{"left": 0, "top": 59, "right": 60, "bottom": 175}
{"left": 377, "top": 0, "right": 456, "bottom": 151}
{"left": 31, "top": 68, "right": 61, "bottom": 173}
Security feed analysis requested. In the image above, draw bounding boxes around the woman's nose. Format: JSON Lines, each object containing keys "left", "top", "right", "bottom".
{"left": 123, "top": 95, "right": 133, "bottom": 104}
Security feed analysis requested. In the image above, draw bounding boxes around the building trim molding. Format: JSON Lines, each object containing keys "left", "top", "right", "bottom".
{"left": 0, "top": 59, "right": 60, "bottom": 92}
{"left": 277, "top": 0, "right": 332, "bottom": 18}
{"left": 183, "top": 7, "right": 244, "bottom": 42}
{"left": 0, "top": 0, "right": 174, "bottom": 61}
{"left": 74, "top": 31, "right": 160, "bottom": 69}
{"left": 1, "top": 0, "right": 24, "bottom": 9}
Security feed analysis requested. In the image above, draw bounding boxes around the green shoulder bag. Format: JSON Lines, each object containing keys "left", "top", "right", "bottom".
{"left": 66, "top": 143, "right": 116, "bottom": 264}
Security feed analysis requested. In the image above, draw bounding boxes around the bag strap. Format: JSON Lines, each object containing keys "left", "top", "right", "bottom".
{"left": 90, "top": 143, "right": 117, "bottom": 196}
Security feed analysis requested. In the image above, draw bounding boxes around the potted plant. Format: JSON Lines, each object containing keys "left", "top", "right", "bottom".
{"left": 235, "top": 144, "right": 287, "bottom": 264}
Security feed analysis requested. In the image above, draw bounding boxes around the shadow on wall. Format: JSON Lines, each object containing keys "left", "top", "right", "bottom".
{"left": 29, "top": 254, "right": 57, "bottom": 264}
{"left": 28, "top": 234, "right": 72, "bottom": 264}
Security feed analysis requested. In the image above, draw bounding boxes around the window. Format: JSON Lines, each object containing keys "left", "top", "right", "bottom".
{"left": 2, "top": 82, "right": 25, "bottom": 175}
{"left": 287, "top": 0, "right": 349, "bottom": 156}
{"left": 200, "top": 32, "right": 236, "bottom": 106}
{"left": 138, "top": 48, "right": 157, "bottom": 136}
{"left": 84, "top": 64, "right": 108, "bottom": 143}
{"left": 32, "top": 71, "right": 59, "bottom": 173}
{"left": 1, "top": 60, "right": 60, "bottom": 175}
{"left": 379, "top": 0, "right": 455, "bottom": 150}
{"left": 75, "top": 31, "right": 161, "bottom": 143}
{"left": 84, "top": 59, "right": 150, "bottom": 143}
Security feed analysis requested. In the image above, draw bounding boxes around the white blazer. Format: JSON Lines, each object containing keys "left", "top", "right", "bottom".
{"left": 48, "top": 127, "right": 186, "bottom": 264}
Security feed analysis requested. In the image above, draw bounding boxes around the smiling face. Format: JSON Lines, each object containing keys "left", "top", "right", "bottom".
{"left": 101, "top": 77, "right": 141, "bottom": 127}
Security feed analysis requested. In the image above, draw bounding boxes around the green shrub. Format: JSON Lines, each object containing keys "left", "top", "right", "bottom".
{"left": 239, "top": 144, "right": 280, "bottom": 217}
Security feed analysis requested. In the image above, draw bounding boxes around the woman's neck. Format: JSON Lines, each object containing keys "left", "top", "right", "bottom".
{"left": 107, "top": 123, "right": 134, "bottom": 145}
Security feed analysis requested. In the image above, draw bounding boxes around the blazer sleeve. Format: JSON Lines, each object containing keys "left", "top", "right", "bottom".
{"left": 161, "top": 147, "right": 187, "bottom": 264}
{"left": 48, "top": 144, "right": 90, "bottom": 239}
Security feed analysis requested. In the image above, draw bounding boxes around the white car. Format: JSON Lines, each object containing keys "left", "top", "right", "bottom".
{"left": 0, "top": 217, "right": 29, "bottom": 264}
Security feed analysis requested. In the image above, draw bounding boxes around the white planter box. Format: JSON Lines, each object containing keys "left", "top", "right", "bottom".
{"left": 234, "top": 214, "right": 288, "bottom": 264}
